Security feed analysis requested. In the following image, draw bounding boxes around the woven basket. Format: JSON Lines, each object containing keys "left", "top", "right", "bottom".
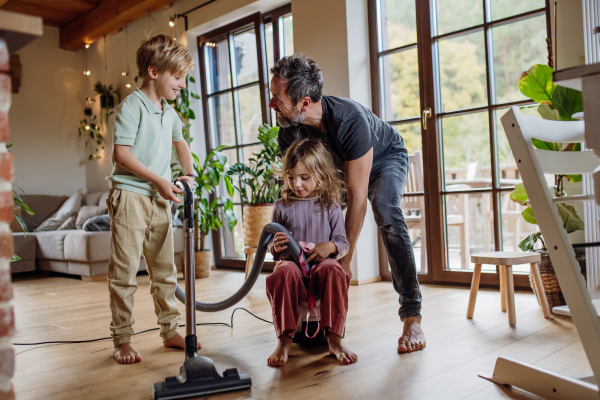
{"left": 529, "top": 248, "right": 586, "bottom": 308}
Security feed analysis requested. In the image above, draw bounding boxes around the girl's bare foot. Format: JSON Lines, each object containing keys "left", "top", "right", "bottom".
{"left": 397, "top": 317, "right": 426, "bottom": 353}
{"left": 163, "top": 332, "right": 202, "bottom": 350}
{"left": 328, "top": 332, "right": 357, "bottom": 365}
{"left": 268, "top": 334, "right": 293, "bottom": 367}
{"left": 113, "top": 342, "right": 142, "bottom": 364}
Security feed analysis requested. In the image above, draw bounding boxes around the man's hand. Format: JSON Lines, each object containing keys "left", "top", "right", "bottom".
{"left": 305, "top": 241, "right": 337, "bottom": 264}
{"left": 338, "top": 256, "right": 353, "bottom": 279}
{"left": 177, "top": 175, "right": 195, "bottom": 188}
{"left": 156, "top": 178, "right": 182, "bottom": 203}
{"left": 273, "top": 232, "right": 290, "bottom": 253}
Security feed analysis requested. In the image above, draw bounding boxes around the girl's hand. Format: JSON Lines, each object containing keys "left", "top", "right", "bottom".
{"left": 305, "top": 241, "right": 337, "bottom": 264}
{"left": 273, "top": 232, "right": 290, "bottom": 253}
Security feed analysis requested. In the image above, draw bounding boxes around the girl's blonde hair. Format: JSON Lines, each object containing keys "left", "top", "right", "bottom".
{"left": 278, "top": 138, "right": 344, "bottom": 209}
{"left": 136, "top": 34, "right": 194, "bottom": 79}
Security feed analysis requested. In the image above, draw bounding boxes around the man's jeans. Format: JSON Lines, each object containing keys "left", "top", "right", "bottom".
{"left": 368, "top": 151, "right": 423, "bottom": 320}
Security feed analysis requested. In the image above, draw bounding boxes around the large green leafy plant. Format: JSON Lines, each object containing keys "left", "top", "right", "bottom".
{"left": 511, "top": 64, "right": 584, "bottom": 251}
{"left": 7, "top": 144, "right": 34, "bottom": 262}
{"left": 227, "top": 125, "right": 282, "bottom": 204}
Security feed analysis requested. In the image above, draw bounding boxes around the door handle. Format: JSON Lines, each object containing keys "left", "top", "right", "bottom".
{"left": 422, "top": 108, "right": 432, "bottom": 131}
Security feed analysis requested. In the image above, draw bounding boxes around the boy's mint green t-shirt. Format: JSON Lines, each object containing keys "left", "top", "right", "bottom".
{"left": 106, "top": 88, "right": 183, "bottom": 197}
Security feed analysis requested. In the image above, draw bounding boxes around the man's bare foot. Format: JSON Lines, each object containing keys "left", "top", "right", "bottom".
{"left": 113, "top": 342, "right": 142, "bottom": 364}
{"left": 163, "top": 332, "right": 202, "bottom": 350}
{"left": 398, "top": 317, "right": 426, "bottom": 353}
{"left": 328, "top": 332, "right": 357, "bottom": 365}
{"left": 268, "top": 334, "right": 293, "bottom": 367}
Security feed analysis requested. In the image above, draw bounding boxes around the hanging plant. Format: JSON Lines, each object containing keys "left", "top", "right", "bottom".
{"left": 93, "top": 81, "right": 121, "bottom": 129}
{"left": 78, "top": 112, "right": 104, "bottom": 160}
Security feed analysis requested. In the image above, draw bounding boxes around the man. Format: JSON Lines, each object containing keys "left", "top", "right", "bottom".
{"left": 269, "top": 53, "right": 426, "bottom": 353}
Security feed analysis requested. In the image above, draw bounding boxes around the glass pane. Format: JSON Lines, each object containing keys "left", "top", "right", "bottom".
{"left": 265, "top": 22, "right": 274, "bottom": 74}
{"left": 492, "top": 15, "right": 548, "bottom": 104}
{"left": 445, "top": 192, "right": 494, "bottom": 270}
{"left": 380, "top": 48, "right": 420, "bottom": 121}
{"left": 393, "top": 122, "right": 422, "bottom": 156}
{"left": 216, "top": 148, "right": 241, "bottom": 203}
{"left": 435, "top": 0, "right": 482, "bottom": 35}
{"left": 379, "top": 0, "right": 417, "bottom": 51}
{"left": 442, "top": 112, "right": 491, "bottom": 190}
{"left": 500, "top": 192, "right": 541, "bottom": 273}
{"left": 204, "top": 38, "right": 231, "bottom": 95}
{"left": 233, "top": 28, "right": 259, "bottom": 86}
{"left": 438, "top": 32, "right": 487, "bottom": 112}
{"left": 241, "top": 144, "right": 262, "bottom": 165}
{"left": 237, "top": 85, "right": 262, "bottom": 144}
{"left": 208, "top": 93, "right": 235, "bottom": 148}
{"left": 491, "top": 0, "right": 545, "bottom": 21}
{"left": 401, "top": 195, "right": 427, "bottom": 273}
{"left": 282, "top": 13, "right": 294, "bottom": 57}
{"left": 220, "top": 205, "right": 244, "bottom": 258}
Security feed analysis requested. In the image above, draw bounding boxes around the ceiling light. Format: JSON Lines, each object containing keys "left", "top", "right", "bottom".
{"left": 169, "top": 17, "right": 175, "bottom": 27}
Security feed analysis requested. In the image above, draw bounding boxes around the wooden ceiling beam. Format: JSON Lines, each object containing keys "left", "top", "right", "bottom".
{"left": 59, "top": 0, "right": 175, "bottom": 51}
{"left": 2, "top": 1, "right": 80, "bottom": 26}
{"left": 16, "top": 0, "right": 100, "bottom": 15}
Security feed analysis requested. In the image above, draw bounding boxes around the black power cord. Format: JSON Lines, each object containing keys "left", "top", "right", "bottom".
{"left": 13, "top": 307, "right": 272, "bottom": 346}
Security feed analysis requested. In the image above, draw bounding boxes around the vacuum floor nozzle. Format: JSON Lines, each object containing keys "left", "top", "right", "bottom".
{"left": 152, "top": 355, "right": 251, "bottom": 400}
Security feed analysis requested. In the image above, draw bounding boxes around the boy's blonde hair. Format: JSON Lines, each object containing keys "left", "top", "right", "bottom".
{"left": 278, "top": 138, "right": 345, "bottom": 210}
{"left": 136, "top": 34, "right": 194, "bottom": 79}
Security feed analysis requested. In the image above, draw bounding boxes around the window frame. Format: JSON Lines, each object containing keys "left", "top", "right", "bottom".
{"left": 368, "top": 0, "right": 552, "bottom": 288}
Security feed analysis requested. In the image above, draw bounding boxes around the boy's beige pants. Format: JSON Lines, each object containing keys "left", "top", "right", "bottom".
{"left": 106, "top": 188, "right": 180, "bottom": 347}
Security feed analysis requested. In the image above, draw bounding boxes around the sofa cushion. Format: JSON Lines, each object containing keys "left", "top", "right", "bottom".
{"left": 57, "top": 215, "right": 77, "bottom": 230}
{"left": 35, "top": 231, "right": 71, "bottom": 260}
{"left": 34, "top": 191, "right": 82, "bottom": 232}
{"left": 64, "top": 231, "right": 111, "bottom": 263}
{"left": 18, "top": 194, "right": 69, "bottom": 232}
{"left": 99, "top": 191, "right": 109, "bottom": 208}
{"left": 75, "top": 205, "right": 107, "bottom": 229}
{"left": 12, "top": 233, "right": 36, "bottom": 261}
{"left": 82, "top": 191, "right": 103, "bottom": 206}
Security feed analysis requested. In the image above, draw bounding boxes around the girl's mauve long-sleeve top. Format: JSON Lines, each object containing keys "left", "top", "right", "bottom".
{"left": 268, "top": 196, "right": 349, "bottom": 261}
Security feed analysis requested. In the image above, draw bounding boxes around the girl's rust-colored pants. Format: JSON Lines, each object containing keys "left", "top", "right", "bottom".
{"left": 266, "top": 258, "right": 350, "bottom": 338}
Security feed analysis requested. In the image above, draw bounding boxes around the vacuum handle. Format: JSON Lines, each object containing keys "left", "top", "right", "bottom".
{"left": 173, "top": 179, "right": 194, "bottom": 227}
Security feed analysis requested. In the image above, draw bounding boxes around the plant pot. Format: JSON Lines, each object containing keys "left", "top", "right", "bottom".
{"left": 179, "top": 249, "right": 212, "bottom": 279}
{"left": 529, "top": 248, "right": 586, "bottom": 308}
{"left": 100, "top": 94, "right": 114, "bottom": 109}
{"left": 242, "top": 203, "right": 275, "bottom": 248}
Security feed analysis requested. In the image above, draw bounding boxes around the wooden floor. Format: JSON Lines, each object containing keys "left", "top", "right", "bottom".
{"left": 11, "top": 269, "right": 592, "bottom": 400}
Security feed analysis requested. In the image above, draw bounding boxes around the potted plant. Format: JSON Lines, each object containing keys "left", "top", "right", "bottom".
{"left": 227, "top": 125, "right": 282, "bottom": 248}
{"left": 78, "top": 113, "right": 104, "bottom": 160}
{"left": 7, "top": 144, "right": 34, "bottom": 262}
{"left": 510, "top": 63, "right": 586, "bottom": 307}
{"left": 93, "top": 81, "right": 121, "bottom": 130}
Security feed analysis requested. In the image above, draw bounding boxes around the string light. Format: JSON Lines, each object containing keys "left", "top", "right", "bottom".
{"left": 125, "top": 83, "right": 131, "bottom": 88}
{"left": 205, "top": 42, "right": 216, "bottom": 47}
{"left": 83, "top": 70, "right": 90, "bottom": 75}
{"left": 85, "top": 43, "right": 90, "bottom": 49}
{"left": 85, "top": 125, "right": 90, "bottom": 130}
{"left": 169, "top": 16, "right": 175, "bottom": 27}
{"left": 121, "top": 71, "right": 128, "bottom": 76}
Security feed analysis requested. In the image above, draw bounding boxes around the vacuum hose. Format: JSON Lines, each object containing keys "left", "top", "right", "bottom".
{"left": 172, "top": 180, "right": 309, "bottom": 312}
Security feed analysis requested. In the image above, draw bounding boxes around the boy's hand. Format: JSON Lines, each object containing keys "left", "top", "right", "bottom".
{"left": 273, "top": 232, "right": 290, "bottom": 253}
{"left": 177, "top": 175, "right": 195, "bottom": 188}
{"left": 305, "top": 241, "right": 337, "bottom": 264}
{"left": 156, "top": 178, "right": 182, "bottom": 203}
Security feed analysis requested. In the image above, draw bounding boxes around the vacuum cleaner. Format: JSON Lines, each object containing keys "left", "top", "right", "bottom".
{"left": 153, "top": 180, "right": 310, "bottom": 399}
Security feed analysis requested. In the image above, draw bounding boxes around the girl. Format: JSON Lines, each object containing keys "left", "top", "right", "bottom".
{"left": 266, "top": 138, "right": 357, "bottom": 367}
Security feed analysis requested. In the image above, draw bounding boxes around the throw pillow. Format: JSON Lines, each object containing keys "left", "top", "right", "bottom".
{"left": 34, "top": 191, "right": 82, "bottom": 232}
{"left": 83, "top": 214, "right": 111, "bottom": 231}
{"left": 57, "top": 215, "right": 77, "bottom": 230}
{"left": 76, "top": 205, "right": 108, "bottom": 229}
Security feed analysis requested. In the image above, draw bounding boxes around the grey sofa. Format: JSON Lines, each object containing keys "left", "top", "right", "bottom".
{"left": 11, "top": 191, "right": 184, "bottom": 281}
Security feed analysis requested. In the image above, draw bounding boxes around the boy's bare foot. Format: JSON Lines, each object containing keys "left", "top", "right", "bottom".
{"left": 328, "top": 332, "right": 357, "bottom": 365}
{"left": 398, "top": 317, "right": 426, "bottom": 353}
{"left": 163, "top": 332, "right": 202, "bottom": 350}
{"left": 113, "top": 342, "right": 142, "bottom": 364}
{"left": 268, "top": 334, "right": 293, "bottom": 367}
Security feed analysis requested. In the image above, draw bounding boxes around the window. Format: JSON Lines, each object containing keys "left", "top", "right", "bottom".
{"left": 198, "top": 7, "right": 293, "bottom": 269}
{"left": 370, "top": 0, "right": 550, "bottom": 285}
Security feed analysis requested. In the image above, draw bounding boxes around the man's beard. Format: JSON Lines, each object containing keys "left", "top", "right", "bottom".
{"left": 276, "top": 106, "right": 305, "bottom": 128}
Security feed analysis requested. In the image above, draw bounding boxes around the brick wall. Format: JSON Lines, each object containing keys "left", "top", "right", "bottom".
{"left": 0, "top": 36, "right": 15, "bottom": 400}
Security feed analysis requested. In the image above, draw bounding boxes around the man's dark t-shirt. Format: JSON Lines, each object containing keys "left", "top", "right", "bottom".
{"left": 277, "top": 95, "right": 406, "bottom": 174}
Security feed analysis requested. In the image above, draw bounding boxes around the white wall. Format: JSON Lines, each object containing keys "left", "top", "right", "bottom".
{"left": 10, "top": 26, "right": 86, "bottom": 196}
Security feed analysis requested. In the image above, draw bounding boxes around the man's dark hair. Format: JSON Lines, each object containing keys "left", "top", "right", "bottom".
{"left": 270, "top": 53, "right": 323, "bottom": 105}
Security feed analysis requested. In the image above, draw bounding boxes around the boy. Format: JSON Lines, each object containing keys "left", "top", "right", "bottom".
{"left": 105, "top": 34, "right": 199, "bottom": 364}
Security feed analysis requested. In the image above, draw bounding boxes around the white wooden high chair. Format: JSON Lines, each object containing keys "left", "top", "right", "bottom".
{"left": 479, "top": 106, "right": 600, "bottom": 399}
